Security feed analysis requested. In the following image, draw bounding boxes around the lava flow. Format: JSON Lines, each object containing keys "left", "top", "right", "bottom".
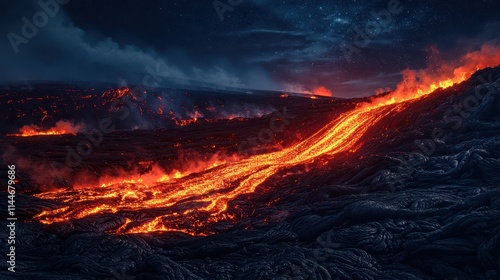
{"left": 34, "top": 44, "right": 500, "bottom": 235}
{"left": 7, "top": 120, "right": 84, "bottom": 137}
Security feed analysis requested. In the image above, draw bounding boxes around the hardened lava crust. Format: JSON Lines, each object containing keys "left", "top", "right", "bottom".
{"left": 1, "top": 67, "right": 500, "bottom": 279}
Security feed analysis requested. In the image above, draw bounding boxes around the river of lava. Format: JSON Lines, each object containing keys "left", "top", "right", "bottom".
{"left": 7, "top": 120, "right": 83, "bottom": 137}
{"left": 8, "top": 128, "right": 73, "bottom": 137}
{"left": 33, "top": 45, "right": 500, "bottom": 235}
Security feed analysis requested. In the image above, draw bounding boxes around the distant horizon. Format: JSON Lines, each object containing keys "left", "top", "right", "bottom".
{"left": 1, "top": 1, "right": 499, "bottom": 98}
{"left": 0, "top": 79, "right": 346, "bottom": 99}
{"left": 4, "top": 62, "right": 499, "bottom": 100}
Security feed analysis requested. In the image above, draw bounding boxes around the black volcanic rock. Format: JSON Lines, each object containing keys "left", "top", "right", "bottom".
{"left": 1, "top": 67, "right": 500, "bottom": 279}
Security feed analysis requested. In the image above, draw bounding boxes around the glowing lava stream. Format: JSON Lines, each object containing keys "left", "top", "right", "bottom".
{"left": 29, "top": 101, "right": 426, "bottom": 235}
{"left": 33, "top": 45, "right": 500, "bottom": 235}
{"left": 7, "top": 120, "right": 83, "bottom": 137}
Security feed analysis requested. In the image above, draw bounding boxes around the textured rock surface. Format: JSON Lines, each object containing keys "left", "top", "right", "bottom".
{"left": 1, "top": 68, "right": 500, "bottom": 279}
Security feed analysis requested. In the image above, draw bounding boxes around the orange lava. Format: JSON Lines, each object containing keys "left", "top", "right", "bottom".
{"left": 8, "top": 120, "right": 84, "bottom": 137}
{"left": 101, "top": 87, "right": 130, "bottom": 100}
{"left": 33, "top": 44, "right": 500, "bottom": 235}
{"left": 313, "top": 86, "right": 333, "bottom": 97}
{"left": 172, "top": 110, "right": 204, "bottom": 126}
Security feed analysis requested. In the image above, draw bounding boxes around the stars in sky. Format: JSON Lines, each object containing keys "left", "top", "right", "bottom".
{"left": 1, "top": 0, "right": 499, "bottom": 97}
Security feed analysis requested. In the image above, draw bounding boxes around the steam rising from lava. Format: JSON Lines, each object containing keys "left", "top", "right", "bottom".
{"left": 370, "top": 43, "right": 500, "bottom": 107}
{"left": 33, "top": 43, "right": 500, "bottom": 235}
{"left": 283, "top": 83, "right": 333, "bottom": 97}
{"left": 312, "top": 86, "right": 333, "bottom": 97}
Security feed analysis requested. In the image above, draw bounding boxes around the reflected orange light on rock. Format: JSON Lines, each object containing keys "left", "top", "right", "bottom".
{"left": 34, "top": 44, "right": 500, "bottom": 235}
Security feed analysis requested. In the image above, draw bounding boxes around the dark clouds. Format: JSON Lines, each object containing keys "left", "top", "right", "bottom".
{"left": 1, "top": 0, "right": 499, "bottom": 97}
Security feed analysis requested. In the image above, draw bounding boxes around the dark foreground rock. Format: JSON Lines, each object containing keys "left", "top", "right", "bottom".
{"left": 1, "top": 67, "right": 500, "bottom": 279}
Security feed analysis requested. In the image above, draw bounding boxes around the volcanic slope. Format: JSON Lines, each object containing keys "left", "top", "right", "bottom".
{"left": 1, "top": 67, "right": 500, "bottom": 279}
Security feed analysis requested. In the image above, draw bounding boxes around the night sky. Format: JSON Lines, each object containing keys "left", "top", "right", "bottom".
{"left": 1, "top": 0, "right": 499, "bottom": 97}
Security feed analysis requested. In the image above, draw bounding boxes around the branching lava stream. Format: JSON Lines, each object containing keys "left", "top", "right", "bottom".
{"left": 34, "top": 44, "right": 500, "bottom": 235}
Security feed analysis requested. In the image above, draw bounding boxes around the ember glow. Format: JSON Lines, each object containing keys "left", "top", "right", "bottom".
{"left": 34, "top": 45, "right": 500, "bottom": 235}
{"left": 312, "top": 86, "right": 333, "bottom": 97}
{"left": 101, "top": 87, "right": 131, "bottom": 100}
{"left": 173, "top": 110, "right": 204, "bottom": 126}
{"left": 7, "top": 120, "right": 84, "bottom": 137}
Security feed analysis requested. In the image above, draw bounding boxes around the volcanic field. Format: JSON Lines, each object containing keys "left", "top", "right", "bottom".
{"left": 1, "top": 60, "right": 500, "bottom": 278}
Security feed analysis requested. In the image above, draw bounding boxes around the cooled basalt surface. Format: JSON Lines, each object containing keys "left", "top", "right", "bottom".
{"left": 0, "top": 68, "right": 500, "bottom": 279}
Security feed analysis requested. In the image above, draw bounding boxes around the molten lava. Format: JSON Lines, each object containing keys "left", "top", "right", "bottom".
{"left": 8, "top": 120, "right": 84, "bottom": 137}
{"left": 313, "top": 86, "right": 333, "bottom": 97}
{"left": 34, "top": 44, "right": 500, "bottom": 235}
